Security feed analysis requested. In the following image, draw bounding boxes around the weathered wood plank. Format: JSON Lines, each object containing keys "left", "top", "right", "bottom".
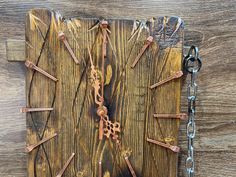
{"left": 178, "top": 150, "right": 236, "bottom": 177}
{"left": 6, "top": 39, "right": 25, "bottom": 62}
{"left": 25, "top": 9, "right": 57, "bottom": 177}
{"left": 25, "top": 9, "right": 183, "bottom": 177}
{"left": 143, "top": 47, "right": 182, "bottom": 177}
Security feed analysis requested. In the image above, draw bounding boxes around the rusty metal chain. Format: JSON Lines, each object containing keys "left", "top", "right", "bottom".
{"left": 183, "top": 46, "right": 202, "bottom": 177}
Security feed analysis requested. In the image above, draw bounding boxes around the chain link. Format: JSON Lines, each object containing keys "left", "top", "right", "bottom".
{"left": 184, "top": 46, "right": 202, "bottom": 177}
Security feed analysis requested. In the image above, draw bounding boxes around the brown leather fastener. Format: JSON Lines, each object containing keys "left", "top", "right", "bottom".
{"left": 131, "top": 36, "right": 153, "bottom": 68}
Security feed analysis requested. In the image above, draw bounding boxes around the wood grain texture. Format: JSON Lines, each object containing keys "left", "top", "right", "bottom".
{"left": 0, "top": 0, "right": 236, "bottom": 177}
{"left": 25, "top": 9, "right": 183, "bottom": 177}
{"left": 6, "top": 39, "right": 25, "bottom": 62}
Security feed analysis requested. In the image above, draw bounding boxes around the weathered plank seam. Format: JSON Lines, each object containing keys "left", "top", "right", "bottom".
{"left": 27, "top": 11, "right": 54, "bottom": 177}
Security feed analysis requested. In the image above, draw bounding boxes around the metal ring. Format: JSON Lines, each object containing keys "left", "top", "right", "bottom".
{"left": 187, "top": 83, "right": 197, "bottom": 100}
{"left": 184, "top": 46, "right": 202, "bottom": 73}
{"left": 187, "top": 121, "right": 195, "bottom": 138}
{"left": 186, "top": 156, "right": 194, "bottom": 171}
{"left": 188, "top": 45, "right": 199, "bottom": 59}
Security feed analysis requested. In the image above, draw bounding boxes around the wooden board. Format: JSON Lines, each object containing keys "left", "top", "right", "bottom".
{"left": 1, "top": 1, "right": 236, "bottom": 177}
{"left": 25, "top": 9, "right": 183, "bottom": 177}
{"left": 6, "top": 39, "right": 25, "bottom": 62}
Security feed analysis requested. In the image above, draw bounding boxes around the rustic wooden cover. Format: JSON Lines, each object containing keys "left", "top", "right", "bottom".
{"left": 25, "top": 9, "right": 183, "bottom": 177}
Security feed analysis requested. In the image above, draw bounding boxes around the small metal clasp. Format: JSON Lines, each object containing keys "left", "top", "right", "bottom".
{"left": 183, "top": 46, "right": 202, "bottom": 74}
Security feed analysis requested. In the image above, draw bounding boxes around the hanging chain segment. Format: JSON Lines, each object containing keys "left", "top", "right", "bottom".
{"left": 184, "top": 46, "right": 202, "bottom": 177}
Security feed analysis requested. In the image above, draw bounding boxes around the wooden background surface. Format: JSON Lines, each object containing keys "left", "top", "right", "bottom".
{"left": 0, "top": 0, "right": 236, "bottom": 177}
